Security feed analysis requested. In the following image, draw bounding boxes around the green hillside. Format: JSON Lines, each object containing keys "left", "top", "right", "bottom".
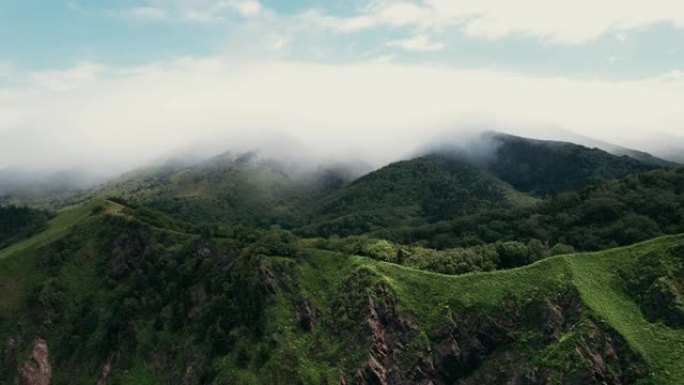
{"left": 0, "top": 205, "right": 52, "bottom": 249}
{"left": 383, "top": 166, "right": 684, "bottom": 250}
{"left": 2, "top": 135, "right": 682, "bottom": 385}
{"left": 88, "top": 153, "right": 361, "bottom": 228}
{"left": 479, "top": 132, "right": 664, "bottom": 196}
{"left": 39, "top": 133, "right": 668, "bottom": 242}
{"left": 1, "top": 201, "right": 683, "bottom": 384}
{"left": 299, "top": 154, "right": 538, "bottom": 236}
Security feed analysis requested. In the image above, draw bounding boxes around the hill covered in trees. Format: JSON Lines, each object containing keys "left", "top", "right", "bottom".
{"left": 85, "top": 152, "right": 367, "bottom": 228}
{"left": 452, "top": 132, "right": 664, "bottom": 196}
{"left": 1, "top": 200, "right": 683, "bottom": 384}
{"left": 378, "top": 166, "right": 684, "bottom": 251}
{"left": 0, "top": 205, "right": 51, "bottom": 248}
{"left": 298, "top": 154, "right": 538, "bottom": 236}
{"left": 67, "top": 132, "right": 672, "bottom": 237}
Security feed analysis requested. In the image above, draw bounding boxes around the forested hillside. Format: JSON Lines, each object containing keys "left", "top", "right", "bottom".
{"left": 299, "top": 154, "right": 537, "bottom": 236}
{"left": 478, "top": 132, "right": 662, "bottom": 195}
{"left": 0, "top": 205, "right": 51, "bottom": 248}
{"left": 1, "top": 200, "right": 683, "bottom": 384}
{"left": 379, "top": 167, "right": 684, "bottom": 251}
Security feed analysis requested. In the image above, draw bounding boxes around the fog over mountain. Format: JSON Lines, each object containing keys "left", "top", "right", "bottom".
{"left": 1, "top": 59, "right": 683, "bottom": 191}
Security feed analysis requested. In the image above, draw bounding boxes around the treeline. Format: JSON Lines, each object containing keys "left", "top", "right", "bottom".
{"left": 374, "top": 167, "right": 684, "bottom": 251}
{"left": 309, "top": 236, "right": 574, "bottom": 275}
{"left": 0, "top": 205, "right": 51, "bottom": 247}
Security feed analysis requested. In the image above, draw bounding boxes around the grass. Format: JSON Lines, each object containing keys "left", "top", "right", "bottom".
{"left": 351, "top": 234, "right": 684, "bottom": 384}
{"left": 0, "top": 200, "right": 125, "bottom": 314}
{"left": 0, "top": 201, "right": 99, "bottom": 261}
{"left": 565, "top": 235, "right": 684, "bottom": 384}
{"left": 0, "top": 201, "right": 102, "bottom": 313}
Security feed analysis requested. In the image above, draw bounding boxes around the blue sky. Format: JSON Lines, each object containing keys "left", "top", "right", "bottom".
{"left": 1, "top": 0, "right": 683, "bottom": 79}
{"left": 0, "top": 1, "right": 683, "bottom": 173}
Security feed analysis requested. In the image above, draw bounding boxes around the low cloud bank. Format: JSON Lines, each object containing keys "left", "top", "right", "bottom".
{"left": 1, "top": 58, "right": 682, "bottom": 183}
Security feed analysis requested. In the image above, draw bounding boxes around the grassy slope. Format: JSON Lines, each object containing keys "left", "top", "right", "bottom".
{"left": 242, "top": 234, "right": 683, "bottom": 383}
{"left": 566, "top": 237, "right": 684, "bottom": 384}
{"left": 0, "top": 202, "right": 105, "bottom": 314}
{"left": 0, "top": 202, "right": 98, "bottom": 261}
{"left": 0, "top": 200, "right": 128, "bottom": 308}
{"left": 368, "top": 235, "right": 684, "bottom": 384}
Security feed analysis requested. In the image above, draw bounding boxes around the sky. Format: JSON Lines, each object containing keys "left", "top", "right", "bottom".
{"left": 1, "top": 0, "right": 683, "bottom": 175}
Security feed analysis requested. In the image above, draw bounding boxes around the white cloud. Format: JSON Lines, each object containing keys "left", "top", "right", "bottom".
{"left": 306, "top": 0, "right": 684, "bottom": 44}
{"left": 66, "top": 1, "right": 83, "bottom": 12}
{"left": 386, "top": 35, "right": 444, "bottom": 51}
{"left": 268, "top": 34, "right": 289, "bottom": 51}
{"left": 113, "top": 0, "right": 265, "bottom": 22}
{"left": 124, "top": 6, "right": 169, "bottom": 21}
{"left": 1, "top": 58, "right": 683, "bottom": 175}
{"left": 229, "top": 0, "right": 262, "bottom": 17}
{"left": 27, "top": 62, "right": 106, "bottom": 91}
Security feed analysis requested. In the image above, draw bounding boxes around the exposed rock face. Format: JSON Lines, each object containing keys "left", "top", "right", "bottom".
{"left": 19, "top": 338, "right": 51, "bottom": 385}
{"left": 295, "top": 300, "right": 318, "bottom": 332}
{"left": 259, "top": 265, "right": 276, "bottom": 294}
{"left": 353, "top": 284, "right": 421, "bottom": 385}
{"left": 430, "top": 313, "right": 515, "bottom": 383}
{"left": 96, "top": 355, "right": 114, "bottom": 385}
{"left": 345, "top": 286, "right": 646, "bottom": 385}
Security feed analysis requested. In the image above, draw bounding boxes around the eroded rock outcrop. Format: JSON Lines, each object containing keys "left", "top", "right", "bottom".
{"left": 353, "top": 284, "right": 422, "bottom": 385}
{"left": 96, "top": 355, "right": 114, "bottom": 385}
{"left": 259, "top": 265, "right": 276, "bottom": 294}
{"left": 296, "top": 300, "right": 318, "bottom": 332}
{"left": 19, "top": 338, "right": 51, "bottom": 385}
{"left": 345, "top": 286, "right": 647, "bottom": 385}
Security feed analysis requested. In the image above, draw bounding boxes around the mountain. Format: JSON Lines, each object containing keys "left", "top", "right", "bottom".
{"left": 1, "top": 200, "right": 683, "bottom": 384}
{"left": 2, "top": 134, "right": 683, "bottom": 384}
{"left": 471, "top": 132, "right": 665, "bottom": 196}
{"left": 383, "top": 166, "right": 684, "bottom": 251}
{"left": 89, "top": 152, "right": 367, "bottom": 227}
{"left": 299, "top": 154, "right": 538, "bottom": 236}
{"left": 297, "top": 132, "right": 673, "bottom": 237}
{"left": 17, "top": 132, "right": 666, "bottom": 236}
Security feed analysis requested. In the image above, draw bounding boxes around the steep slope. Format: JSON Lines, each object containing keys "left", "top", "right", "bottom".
{"left": 476, "top": 132, "right": 664, "bottom": 196}
{"left": 300, "top": 154, "right": 537, "bottom": 236}
{"left": 2, "top": 201, "right": 682, "bottom": 384}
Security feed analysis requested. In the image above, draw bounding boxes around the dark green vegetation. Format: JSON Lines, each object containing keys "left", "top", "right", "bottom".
{"left": 88, "top": 152, "right": 364, "bottom": 228}
{"left": 299, "top": 155, "right": 537, "bottom": 236}
{"left": 82, "top": 133, "right": 665, "bottom": 238}
{"left": 385, "top": 167, "right": 684, "bottom": 251}
{"left": 0, "top": 205, "right": 51, "bottom": 249}
{"left": 1, "top": 201, "right": 683, "bottom": 384}
{"left": 478, "top": 132, "right": 661, "bottom": 196}
{"left": 1, "top": 133, "right": 683, "bottom": 384}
